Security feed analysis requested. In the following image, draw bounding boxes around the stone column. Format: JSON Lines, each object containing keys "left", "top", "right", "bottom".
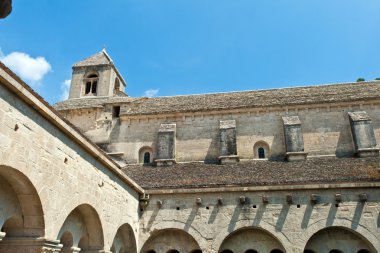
{"left": 0, "top": 232, "right": 5, "bottom": 241}
{"left": 155, "top": 123, "right": 176, "bottom": 166}
{"left": 282, "top": 116, "right": 308, "bottom": 161}
{"left": 0, "top": 237, "right": 62, "bottom": 253}
{"left": 61, "top": 247, "right": 81, "bottom": 253}
{"left": 348, "top": 111, "right": 379, "bottom": 157}
{"left": 218, "top": 120, "right": 239, "bottom": 164}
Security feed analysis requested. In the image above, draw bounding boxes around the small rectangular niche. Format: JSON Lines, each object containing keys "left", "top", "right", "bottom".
{"left": 112, "top": 106, "right": 120, "bottom": 118}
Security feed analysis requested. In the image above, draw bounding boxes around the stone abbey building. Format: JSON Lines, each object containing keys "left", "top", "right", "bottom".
{"left": 0, "top": 50, "right": 379, "bottom": 253}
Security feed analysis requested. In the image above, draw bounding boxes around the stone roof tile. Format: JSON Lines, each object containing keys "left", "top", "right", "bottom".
{"left": 122, "top": 157, "right": 380, "bottom": 189}
{"left": 54, "top": 81, "right": 380, "bottom": 115}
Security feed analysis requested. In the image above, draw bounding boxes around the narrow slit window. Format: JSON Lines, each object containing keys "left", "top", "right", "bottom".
{"left": 258, "top": 147, "right": 265, "bottom": 159}
{"left": 144, "top": 152, "right": 150, "bottom": 164}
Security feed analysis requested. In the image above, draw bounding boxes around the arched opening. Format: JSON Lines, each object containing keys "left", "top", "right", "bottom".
{"left": 144, "top": 152, "right": 151, "bottom": 164}
{"left": 304, "top": 227, "right": 376, "bottom": 253}
{"left": 0, "top": 165, "right": 45, "bottom": 251}
{"left": 258, "top": 147, "right": 265, "bottom": 159}
{"left": 139, "top": 147, "right": 153, "bottom": 165}
{"left": 141, "top": 229, "right": 201, "bottom": 253}
{"left": 146, "top": 250, "right": 156, "bottom": 253}
{"left": 219, "top": 227, "right": 285, "bottom": 253}
{"left": 253, "top": 141, "right": 270, "bottom": 159}
{"left": 57, "top": 204, "right": 104, "bottom": 252}
{"left": 110, "top": 224, "right": 137, "bottom": 253}
{"left": 221, "top": 251, "right": 233, "bottom": 253}
{"left": 303, "top": 250, "right": 315, "bottom": 253}
{"left": 191, "top": 250, "right": 202, "bottom": 253}
{"left": 83, "top": 73, "right": 98, "bottom": 96}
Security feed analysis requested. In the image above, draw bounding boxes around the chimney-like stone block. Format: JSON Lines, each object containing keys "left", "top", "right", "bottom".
{"left": 219, "top": 120, "right": 239, "bottom": 164}
{"left": 348, "top": 111, "right": 379, "bottom": 157}
{"left": 155, "top": 123, "right": 176, "bottom": 166}
{"left": 282, "top": 116, "right": 308, "bottom": 161}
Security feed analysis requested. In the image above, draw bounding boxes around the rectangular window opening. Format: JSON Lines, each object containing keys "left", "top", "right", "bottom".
{"left": 113, "top": 106, "right": 121, "bottom": 118}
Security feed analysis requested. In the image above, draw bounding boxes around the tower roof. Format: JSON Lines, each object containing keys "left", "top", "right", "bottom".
{"left": 73, "top": 49, "right": 113, "bottom": 67}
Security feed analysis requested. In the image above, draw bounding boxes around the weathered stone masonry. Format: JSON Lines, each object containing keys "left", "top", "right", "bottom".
{"left": 1, "top": 50, "right": 380, "bottom": 253}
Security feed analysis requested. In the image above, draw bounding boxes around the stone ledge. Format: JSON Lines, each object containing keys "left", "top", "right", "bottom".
{"left": 286, "top": 152, "right": 308, "bottom": 161}
{"left": 219, "top": 155, "right": 240, "bottom": 164}
{"left": 155, "top": 159, "right": 176, "bottom": 167}
{"left": 356, "top": 148, "right": 380, "bottom": 158}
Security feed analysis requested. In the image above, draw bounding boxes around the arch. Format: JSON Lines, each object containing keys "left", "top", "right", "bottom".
{"left": 57, "top": 204, "right": 104, "bottom": 252}
{"left": 83, "top": 72, "right": 99, "bottom": 95}
{"left": 139, "top": 146, "right": 153, "bottom": 164}
{"left": 0, "top": 165, "right": 45, "bottom": 238}
{"left": 220, "top": 251, "right": 233, "bottom": 253}
{"left": 219, "top": 227, "right": 285, "bottom": 253}
{"left": 304, "top": 227, "right": 376, "bottom": 253}
{"left": 141, "top": 228, "right": 201, "bottom": 253}
{"left": 304, "top": 250, "right": 315, "bottom": 253}
{"left": 110, "top": 224, "right": 137, "bottom": 253}
{"left": 246, "top": 250, "right": 258, "bottom": 253}
{"left": 270, "top": 250, "right": 284, "bottom": 253}
{"left": 253, "top": 141, "right": 270, "bottom": 159}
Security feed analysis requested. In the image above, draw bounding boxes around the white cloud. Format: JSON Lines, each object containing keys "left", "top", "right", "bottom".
{"left": 144, "top": 89, "right": 159, "bottom": 98}
{"left": 0, "top": 51, "right": 51, "bottom": 85}
{"left": 60, "top": 79, "right": 71, "bottom": 101}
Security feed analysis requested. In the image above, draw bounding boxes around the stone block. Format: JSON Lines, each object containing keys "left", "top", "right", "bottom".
{"left": 348, "top": 111, "right": 379, "bottom": 157}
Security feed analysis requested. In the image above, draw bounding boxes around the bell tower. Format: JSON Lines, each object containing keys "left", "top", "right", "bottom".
{"left": 68, "top": 49, "right": 127, "bottom": 99}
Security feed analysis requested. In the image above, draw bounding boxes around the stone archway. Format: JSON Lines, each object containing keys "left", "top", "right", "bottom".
{"left": 0, "top": 165, "right": 46, "bottom": 252}
{"left": 140, "top": 228, "right": 201, "bottom": 253}
{"left": 218, "top": 227, "right": 285, "bottom": 253}
{"left": 110, "top": 224, "right": 137, "bottom": 253}
{"left": 304, "top": 227, "right": 376, "bottom": 253}
{"left": 57, "top": 204, "right": 104, "bottom": 253}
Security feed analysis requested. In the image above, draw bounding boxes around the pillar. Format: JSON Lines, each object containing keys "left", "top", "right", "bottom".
{"left": 348, "top": 111, "right": 379, "bottom": 157}
{"left": 218, "top": 120, "right": 239, "bottom": 164}
{"left": 282, "top": 116, "right": 308, "bottom": 161}
{"left": 155, "top": 123, "right": 176, "bottom": 166}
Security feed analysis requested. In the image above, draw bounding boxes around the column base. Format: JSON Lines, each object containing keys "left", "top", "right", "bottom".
{"left": 0, "top": 237, "right": 62, "bottom": 253}
{"left": 219, "top": 155, "right": 240, "bottom": 164}
{"left": 356, "top": 148, "right": 380, "bottom": 158}
{"left": 286, "top": 152, "right": 308, "bottom": 161}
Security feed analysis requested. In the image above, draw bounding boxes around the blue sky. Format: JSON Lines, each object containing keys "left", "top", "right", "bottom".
{"left": 1, "top": 1, "right": 380, "bottom": 104}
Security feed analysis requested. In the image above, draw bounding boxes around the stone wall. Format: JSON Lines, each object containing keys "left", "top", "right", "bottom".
{"left": 0, "top": 67, "right": 141, "bottom": 252}
{"left": 90, "top": 101, "right": 380, "bottom": 164}
{"left": 139, "top": 186, "right": 380, "bottom": 253}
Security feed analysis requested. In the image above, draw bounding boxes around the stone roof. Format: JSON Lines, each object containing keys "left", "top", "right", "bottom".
{"left": 54, "top": 81, "right": 380, "bottom": 115}
{"left": 55, "top": 96, "right": 138, "bottom": 110}
{"left": 73, "top": 50, "right": 113, "bottom": 67}
{"left": 122, "top": 157, "right": 380, "bottom": 189}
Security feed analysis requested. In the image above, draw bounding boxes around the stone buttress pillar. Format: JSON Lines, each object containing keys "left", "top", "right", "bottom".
{"left": 155, "top": 123, "right": 176, "bottom": 166}
{"left": 348, "top": 111, "right": 379, "bottom": 157}
{"left": 218, "top": 120, "right": 240, "bottom": 164}
{"left": 282, "top": 116, "right": 308, "bottom": 161}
